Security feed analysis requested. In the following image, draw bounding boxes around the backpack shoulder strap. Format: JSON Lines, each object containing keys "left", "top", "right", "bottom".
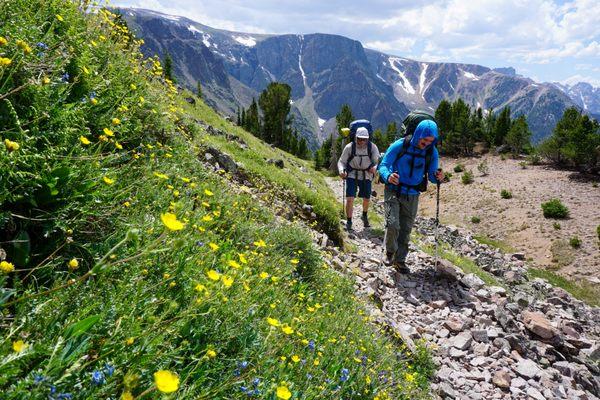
{"left": 394, "top": 135, "right": 411, "bottom": 165}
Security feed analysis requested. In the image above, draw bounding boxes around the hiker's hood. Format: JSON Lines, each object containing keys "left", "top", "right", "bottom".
{"left": 409, "top": 120, "right": 438, "bottom": 149}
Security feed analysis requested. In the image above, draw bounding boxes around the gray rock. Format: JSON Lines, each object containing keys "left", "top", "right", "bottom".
{"left": 511, "top": 377, "right": 527, "bottom": 389}
{"left": 449, "top": 331, "right": 473, "bottom": 350}
{"left": 522, "top": 311, "right": 558, "bottom": 340}
{"left": 472, "top": 329, "right": 489, "bottom": 343}
{"left": 460, "top": 273, "right": 485, "bottom": 290}
{"left": 439, "top": 382, "right": 457, "bottom": 398}
{"left": 526, "top": 387, "right": 546, "bottom": 400}
{"left": 514, "top": 359, "right": 542, "bottom": 379}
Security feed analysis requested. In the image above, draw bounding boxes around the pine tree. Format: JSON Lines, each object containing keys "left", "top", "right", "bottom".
{"left": 385, "top": 121, "right": 398, "bottom": 149}
{"left": 236, "top": 107, "right": 241, "bottom": 126}
{"left": 435, "top": 99, "right": 453, "bottom": 137}
{"left": 494, "top": 106, "right": 511, "bottom": 146}
{"left": 297, "top": 137, "right": 309, "bottom": 159}
{"left": 240, "top": 109, "right": 246, "bottom": 128}
{"left": 505, "top": 115, "right": 531, "bottom": 154}
{"left": 332, "top": 104, "right": 354, "bottom": 172}
{"left": 245, "top": 99, "right": 260, "bottom": 137}
{"left": 483, "top": 108, "right": 496, "bottom": 146}
{"left": 164, "top": 53, "right": 176, "bottom": 83}
{"left": 197, "top": 81, "right": 202, "bottom": 98}
{"left": 258, "top": 83, "right": 292, "bottom": 147}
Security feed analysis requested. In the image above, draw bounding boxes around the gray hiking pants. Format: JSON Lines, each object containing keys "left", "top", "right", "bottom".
{"left": 384, "top": 186, "right": 419, "bottom": 263}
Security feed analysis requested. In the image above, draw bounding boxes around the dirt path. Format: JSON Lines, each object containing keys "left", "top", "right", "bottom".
{"left": 417, "top": 155, "right": 600, "bottom": 283}
{"left": 326, "top": 177, "right": 600, "bottom": 400}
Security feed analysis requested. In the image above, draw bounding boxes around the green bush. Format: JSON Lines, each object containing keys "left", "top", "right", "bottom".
{"left": 477, "top": 160, "right": 489, "bottom": 176}
{"left": 597, "top": 225, "right": 600, "bottom": 240}
{"left": 453, "top": 164, "right": 465, "bottom": 173}
{"left": 527, "top": 153, "right": 542, "bottom": 165}
{"left": 471, "top": 216, "right": 481, "bottom": 223}
{"left": 541, "top": 199, "right": 569, "bottom": 219}
{"left": 500, "top": 189, "right": 512, "bottom": 199}
{"left": 461, "top": 170, "right": 474, "bottom": 184}
{"left": 569, "top": 236, "right": 582, "bottom": 248}
{"left": 444, "top": 171, "right": 453, "bottom": 181}
{"left": 519, "top": 161, "right": 528, "bottom": 169}
{"left": 553, "top": 222, "right": 561, "bottom": 230}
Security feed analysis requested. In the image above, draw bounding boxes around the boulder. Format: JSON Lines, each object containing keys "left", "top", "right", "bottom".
{"left": 514, "top": 359, "right": 542, "bottom": 379}
{"left": 522, "top": 311, "right": 558, "bottom": 340}
{"left": 492, "top": 370, "right": 511, "bottom": 389}
{"left": 460, "top": 273, "right": 485, "bottom": 290}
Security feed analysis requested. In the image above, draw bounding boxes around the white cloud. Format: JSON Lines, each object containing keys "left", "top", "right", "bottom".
{"left": 563, "top": 74, "right": 600, "bottom": 87}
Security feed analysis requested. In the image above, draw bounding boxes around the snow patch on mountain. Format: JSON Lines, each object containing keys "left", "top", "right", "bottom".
{"left": 188, "top": 25, "right": 202, "bottom": 35}
{"left": 234, "top": 36, "right": 256, "bottom": 47}
{"left": 463, "top": 70, "right": 480, "bottom": 81}
{"left": 298, "top": 35, "right": 308, "bottom": 89}
{"left": 389, "top": 57, "right": 415, "bottom": 95}
{"left": 318, "top": 117, "right": 326, "bottom": 128}
{"left": 419, "top": 63, "right": 429, "bottom": 99}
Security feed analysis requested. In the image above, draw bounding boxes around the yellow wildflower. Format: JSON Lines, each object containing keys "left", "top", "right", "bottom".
{"left": 281, "top": 325, "right": 294, "bottom": 335}
{"left": 79, "top": 136, "right": 91, "bottom": 145}
{"left": 259, "top": 272, "right": 269, "bottom": 279}
{"left": 276, "top": 385, "right": 292, "bottom": 400}
{"left": 90, "top": 97, "right": 98, "bottom": 105}
{"left": 239, "top": 253, "right": 248, "bottom": 264}
{"left": 160, "top": 213, "right": 185, "bottom": 231}
{"left": 125, "top": 337, "right": 134, "bottom": 345}
{"left": 253, "top": 239, "right": 266, "bottom": 248}
{"left": 12, "top": 340, "right": 27, "bottom": 353}
{"left": 115, "top": 142, "right": 123, "bottom": 150}
{"left": 68, "top": 258, "right": 79, "bottom": 270}
{"left": 405, "top": 372, "right": 415, "bottom": 383}
{"left": 1, "top": 261, "right": 15, "bottom": 273}
{"left": 194, "top": 283, "right": 206, "bottom": 292}
{"left": 4, "top": 139, "right": 19, "bottom": 152}
{"left": 266, "top": 317, "right": 280, "bottom": 327}
{"left": 42, "top": 76, "right": 51, "bottom": 85}
{"left": 221, "top": 275, "right": 233, "bottom": 288}
{"left": 206, "top": 349, "right": 217, "bottom": 358}
{"left": 56, "top": 14, "right": 64, "bottom": 21}
{"left": 112, "top": 118, "right": 121, "bottom": 125}
{"left": 153, "top": 370, "right": 179, "bottom": 393}
{"left": 291, "top": 259, "right": 299, "bottom": 265}
{"left": 207, "top": 270, "right": 221, "bottom": 281}
{"left": 130, "top": 83, "right": 137, "bottom": 90}
{"left": 291, "top": 355, "right": 300, "bottom": 363}
{"left": 0, "top": 57, "right": 11, "bottom": 66}
{"left": 121, "top": 391, "right": 134, "bottom": 400}
{"left": 366, "top": 375, "right": 371, "bottom": 384}
{"left": 102, "top": 176, "right": 114, "bottom": 185}
{"left": 16, "top": 40, "right": 31, "bottom": 54}
{"left": 313, "top": 359, "right": 320, "bottom": 366}
{"left": 202, "top": 215, "right": 213, "bottom": 222}
{"left": 204, "top": 189, "right": 214, "bottom": 196}
{"left": 103, "top": 127, "right": 114, "bottom": 137}
{"left": 82, "top": 66, "right": 90, "bottom": 75}
{"left": 0, "top": 37, "right": 7, "bottom": 46}
{"left": 153, "top": 172, "right": 169, "bottom": 180}
{"left": 228, "top": 260, "right": 241, "bottom": 269}
{"left": 208, "top": 242, "right": 219, "bottom": 251}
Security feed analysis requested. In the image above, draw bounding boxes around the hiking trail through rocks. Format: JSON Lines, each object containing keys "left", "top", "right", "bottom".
{"left": 325, "top": 177, "right": 600, "bottom": 400}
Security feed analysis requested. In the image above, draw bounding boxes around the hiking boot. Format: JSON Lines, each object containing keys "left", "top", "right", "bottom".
{"left": 383, "top": 252, "right": 394, "bottom": 266}
{"left": 393, "top": 261, "right": 410, "bottom": 274}
{"left": 346, "top": 219, "right": 353, "bottom": 231}
{"left": 361, "top": 213, "right": 370, "bottom": 228}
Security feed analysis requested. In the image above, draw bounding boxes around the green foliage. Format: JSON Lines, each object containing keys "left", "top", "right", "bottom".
{"left": 434, "top": 100, "right": 452, "bottom": 137}
{"left": 0, "top": 2, "right": 433, "bottom": 398}
{"left": 494, "top": 106, "right": 511, "bottom": 147}
{"left": 538, "top": 107, "right": 600, "bottom": 171}
{"left": 597, "top": 225, "right": 600, "bottom": 240}
{"left": 314, "top": 134, "right": 333, "bottom": 170}
{"left": 541, "top": 198, "right": 569, "bottom": 219}
{"left": 259, "top": 83, "right": 292, "bottom": 148}
{"left": 453, "top": 164, "right": 465, "bottom": 173}
{"left": 527, "top": 152, "right": 542, "bottom": 165}
{"left": 505, "top": 115, "right": 531, "bottom": 154}
{"left": 335, "top": 104, "right": 354, "bottom": 133}
{"left": 163, "top": 53, "right": 176, "bottom": 83}
{"left": 477, "top": 159, "right": 489, "bottom": 176}
{"left": 569, "top": 236, "right": 582, "bottom": 248}
{"left": 461, "top": 170, "right": 474, "bottom": 184}
{"left": 500, "top": 189, "right": 512, "bottom": 199}
{"left": 471, "top": 216, "right": 481, "bottom": 223}
{"left": 527, "top": 268, "right": 599, "bottom": 306}
{"left": 197, "top": 81, "right": 202, "bottom": 98}
{"left": 553, "top": 222, "right": 561, "bottom": 230}
{"left": 519, "top": 161, "right": 528, "bottom": 169}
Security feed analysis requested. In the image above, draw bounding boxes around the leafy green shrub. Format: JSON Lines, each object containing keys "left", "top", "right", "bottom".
{"left": 541, "top": 199, "right": 569, "bottom": 219}
{"left": 553, "top": 222, "right": 561, "bottom": 230}
{"left": 597, "top": 225, "right": 600, "bottom": 240}
{"left": 519, "top": 161, "right": 528, "bottom": 169}
{"left": 453, "top": 164, "right": 465, "bottom": 173}
{"left": 500, "top": 189, "right": 512, "bottom": 199}
{"left": 500, "top": 154, "right": 506, "bottom": 161}
{"left": 471, "top": 216, "right": 481, "bottom": 223}
{"left": 527, "top": 153, "right": 542, "bottom": 165}
{"left": 477, "top": 160, "right": 489, "bottom": 176}
{"left": 461, "top": 170, "right": 474, "bottom": 184}
{"left": 593, "top": 182, "right": 598, "bottom": 188}
{"left": 444, "top": 171, "right": 453, "bottom": 181}
{"left": 569, "top": 236, "right": 582, "bottom": 248}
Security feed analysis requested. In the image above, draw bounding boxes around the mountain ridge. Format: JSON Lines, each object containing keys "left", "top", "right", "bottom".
{"left": 120, "top": 7, "right": 596, "bottom": 147}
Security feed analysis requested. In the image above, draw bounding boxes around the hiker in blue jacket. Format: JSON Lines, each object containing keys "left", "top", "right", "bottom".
{"left": 378, "top": 120, "right": 444, "bottom": 274}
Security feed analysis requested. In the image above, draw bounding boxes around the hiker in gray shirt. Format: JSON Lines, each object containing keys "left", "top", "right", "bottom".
{"left": 338, "top": 127, "right": 380, "bottom": 231}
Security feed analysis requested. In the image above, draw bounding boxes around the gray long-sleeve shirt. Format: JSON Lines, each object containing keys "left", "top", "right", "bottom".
{"left": 337, "top": 141, "right": 380, "bottom": 181}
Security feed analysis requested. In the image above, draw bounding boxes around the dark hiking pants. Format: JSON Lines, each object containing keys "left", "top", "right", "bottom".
{"left": 384, "top": 186, "right": 419, "bottom": 263}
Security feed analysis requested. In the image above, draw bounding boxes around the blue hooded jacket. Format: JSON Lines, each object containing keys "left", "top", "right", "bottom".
{"left": 378, "top": 120, "right": 440, "bottom": 195}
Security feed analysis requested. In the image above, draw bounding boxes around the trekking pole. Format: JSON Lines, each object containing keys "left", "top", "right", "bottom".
{"left": 342, "top": 174, "right": 346, "bottom": 218}
{"left": 434, "top": 169, "right": 441, "bottom": 267}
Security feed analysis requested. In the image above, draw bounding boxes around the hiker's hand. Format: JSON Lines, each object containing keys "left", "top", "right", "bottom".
{"left": 435, "top": 169, "right": 444, "bottom": 182}
{"left": 340, "top": 171, "right": 347, "bottom": 179}
{"left": 388, "top": 173, "right": 399, "bottom": 185}
{"left": 369, "top": 166, "right": 377, "bottom": 174}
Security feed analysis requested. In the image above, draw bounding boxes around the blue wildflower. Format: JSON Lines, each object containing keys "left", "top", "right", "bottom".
{"left": 56, "top": 394, "right": 73, "bottom": 400}
{"left": 61, "top": 73, "right": 70, "bottom": 83}
{"left": 33, "top": 374, "right": 46, "bottom": 384}
{"left": 36, "top": 42, "right": 48, "bottom": 50}
{"left": 340, "top": 368, "right": 349, "bottom": 382}
{"left": 238, "top": 360, "right": 249, "bottom": 369}
{"left": 104, "top": 364, "right": 114, "bottom": 377}
{"left": 239, "top": 386, "right": 249, "bottom": 393}
{"left": 91, "top": 370, "right": 105, "bottom": 385}
{"left": 308, "top": 340, "right": 315, "bottom": 351}
{"left": 252, "top": 378, "right": 260, "bottom": 387}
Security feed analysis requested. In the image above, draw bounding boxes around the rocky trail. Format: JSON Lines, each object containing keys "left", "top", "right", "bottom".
{"left": 324, "top": 178, "right": 600, "bottom": 400}
{"left": 194, "top": 121, "right": 599, "bottom": 399}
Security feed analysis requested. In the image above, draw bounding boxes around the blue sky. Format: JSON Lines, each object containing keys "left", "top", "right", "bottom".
{"left": 112, "top": 0, "right": 600, "bottom": 86}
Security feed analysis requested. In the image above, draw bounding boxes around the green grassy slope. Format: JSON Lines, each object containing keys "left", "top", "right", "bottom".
{"left": 0, "top": 1, "right": 433, "bottom": 399}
